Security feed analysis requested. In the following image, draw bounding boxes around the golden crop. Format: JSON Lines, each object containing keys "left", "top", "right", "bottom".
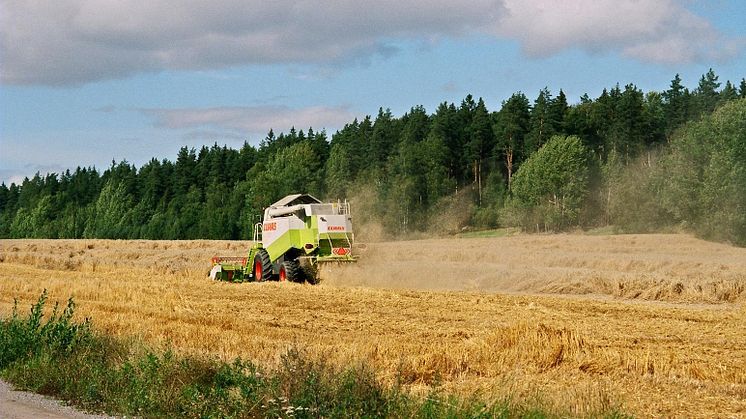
{"left": 0, "top": 234, "right": 744, "bottom": 417}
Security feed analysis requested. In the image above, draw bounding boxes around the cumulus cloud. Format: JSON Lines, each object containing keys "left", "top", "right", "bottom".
{"left": 0, "top": 165, "right": 67, "bottom": 186}
{"left": 142, "top": 105, "right": 358, "bottom": 137}
{"left": 1, "top": 0, "right": 741, "bottom": 85}
{"left": 0, "top": 0, "right": 503, "bottom": 85}
{"left": 496, "top": 0, "right": 742, "bottom": 64}
{"left": 0, "top": 169, "right": 27, "bottom": 186}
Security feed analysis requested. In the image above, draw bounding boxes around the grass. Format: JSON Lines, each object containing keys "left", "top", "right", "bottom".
{"left": 0, "top": 291, "right": 630, "bottom": 418}
{"left": 582, "top": 226, "right": 617, "bottom": 236}
{"left": 457, "top": 227, "right": 520, "bottom": 239}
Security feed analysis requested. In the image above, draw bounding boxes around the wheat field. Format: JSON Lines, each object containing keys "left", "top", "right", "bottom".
{"left": 0, "top": 234, "right": 744, "bottom": 417}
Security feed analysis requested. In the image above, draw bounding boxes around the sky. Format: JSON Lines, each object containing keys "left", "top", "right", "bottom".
{"left": 1, "top": 0, "right": 745, "bottom": 186}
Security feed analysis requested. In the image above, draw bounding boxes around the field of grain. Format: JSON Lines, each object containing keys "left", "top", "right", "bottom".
{"left": 1, "top": 234, "right": 745, "bottom": 417}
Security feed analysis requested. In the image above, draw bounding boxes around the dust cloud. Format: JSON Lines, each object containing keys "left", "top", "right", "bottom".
{"left": 320, "top": 234, "right": 746, "bottom": 303}
{"left": 341, "top": 184, "right": 476, "bottom": 244}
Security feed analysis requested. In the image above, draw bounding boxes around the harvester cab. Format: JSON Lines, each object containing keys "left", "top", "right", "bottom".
{"left": 210, "top": 194, "right": 355, "bottom": 283}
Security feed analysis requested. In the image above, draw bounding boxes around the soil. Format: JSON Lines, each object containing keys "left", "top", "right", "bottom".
{"left": 0, "top": 380, "right": 112, "bottom": 419}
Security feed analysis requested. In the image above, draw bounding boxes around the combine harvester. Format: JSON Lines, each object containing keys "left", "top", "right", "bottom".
{"left": 210, "top": 194, "right": 356, "bottom": 284}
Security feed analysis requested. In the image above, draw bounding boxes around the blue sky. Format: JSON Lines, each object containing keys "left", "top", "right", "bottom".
{"left": 1, "top": 0, "right": 745, "bottom": 185}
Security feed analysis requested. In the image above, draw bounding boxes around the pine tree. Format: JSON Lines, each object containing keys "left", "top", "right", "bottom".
{"left": 458, "top": 95, "right": 478, "bottom": 182}
{"left": 174, "top": 147, "right": 197, "bottom": 196}
{"left": 238, "top": 141, "right": 258, "bottom": 177}
{"left": 429, "top": 102, "right": 462, "bottom": 183}
{"left": 494, "top": 93, "right": 530, "bottom": 191}
{"left": 466, "top": 98, "right": 493, "bottom": 204}
{"left": 525, "top": 88, "right": 553, "bottom": 156}
{"left": 369, "top": 108, "right": 398, "bottom": 168}
{"left": 643, "top": 91, "right": 666, "bottom": 146}
{"left": 385, "top": 106, "right": 437, "bottom": 231}
{"left": 0, "top": 183, "right": 8, "bottom": 214}
{"left": 139, "top": 158, "right": 166, "bottom": 208}
{"left": 549, "top": 89, "right": 568, "bottom": 135}
{"left": 694, "top": 68, "right": 721, "bottom": 115}
{"left": 613, "top": 84, "right": 645, "bottom": 157}
{"left": 721, "top": 80, "right": 739, "bottom": 102}
{"left": 0, "top": 183, "right": 12, "bottom": 237}
{"left": 565, "top": 98, "right": 601, "bottom": 155}
{"left": 662, "top": 74, "right": 690, "bottom": 138}
{"left": 306, "top": 128, "right": 330, "bottom": 167}
{"left": 325, "top": 119, "right": 362, "bottom": 195}
{"left": 590, "top": 88, "right": 616, "bottom": 159}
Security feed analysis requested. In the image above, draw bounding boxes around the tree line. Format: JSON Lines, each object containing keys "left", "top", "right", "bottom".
{"left": 1, "top": 70, "right": 745, "bottom": 244}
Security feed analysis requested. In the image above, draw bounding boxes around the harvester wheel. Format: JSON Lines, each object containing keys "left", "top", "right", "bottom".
{"left": 279, "top": 260, "right": 302, "bottom": 283}
{"left": 253, "top": 249, "right": 272, "bottom": 282}
{"left": 305, "top": 265, "right": 319, "bottom": 285}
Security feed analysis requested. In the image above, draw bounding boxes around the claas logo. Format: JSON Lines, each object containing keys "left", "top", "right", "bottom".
{"left": 264, "top": 222, "right": 277, "bottom": 231}
{"left": 332, "top": 247, "right": 349, "bottom": 256}
{"left": 328, "top": 225, "right": 345, "bottom": 231}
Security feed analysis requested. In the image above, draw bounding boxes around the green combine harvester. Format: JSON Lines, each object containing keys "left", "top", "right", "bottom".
{"left": 210, "top": 194, "right": 356, "bottom": 283}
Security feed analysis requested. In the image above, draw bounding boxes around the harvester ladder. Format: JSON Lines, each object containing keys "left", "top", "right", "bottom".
{"left": 342, "top": 200, "right": 353, "bottom": 252}
{"left": 344, "top": 232, "right": 353, "bottom": 254}
{"left": 326, "top": 200, "right": 354, "bottom": 255}
{"left": 253, "top": 222, "right": 263, "bottom": 243}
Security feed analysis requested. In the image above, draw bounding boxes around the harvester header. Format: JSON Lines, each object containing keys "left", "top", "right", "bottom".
{"left": 210, "top": 194, "right": 356, "bottom": 283}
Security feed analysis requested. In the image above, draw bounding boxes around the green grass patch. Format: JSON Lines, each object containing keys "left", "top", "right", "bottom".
{"left": 0, "top": 291, "right": 629, "bottom": 418}
{"left": 457, "top": 228, "right": 520, "bottom": 239}
{"left": 582, "top": 226, "right": 618, "bottom": 236}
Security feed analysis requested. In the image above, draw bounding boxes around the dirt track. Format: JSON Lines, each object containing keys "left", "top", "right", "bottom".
{"left": 0, "top": 379, "right": 111, "bottom": 419}
{"left": 0, "top": 234, "right": 745, "bottom": 417}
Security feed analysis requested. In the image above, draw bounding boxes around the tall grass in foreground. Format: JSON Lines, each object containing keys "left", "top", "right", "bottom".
{"left": 0, "top": 292, "right": 629, "bottom": 418}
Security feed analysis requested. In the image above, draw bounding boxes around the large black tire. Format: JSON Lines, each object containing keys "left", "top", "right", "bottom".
{"left": 252, "top": 249, "right": 272, "bottom": 282}
{"left": 279, "top": 260, "right": 303, "bottom": 283}
{"left": 304, "top": 264, "right": 320, "bottom": 285}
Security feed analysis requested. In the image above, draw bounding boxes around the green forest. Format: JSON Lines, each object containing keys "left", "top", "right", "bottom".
{"left": 2, "top": 70, "right": 745, "bottom": 245}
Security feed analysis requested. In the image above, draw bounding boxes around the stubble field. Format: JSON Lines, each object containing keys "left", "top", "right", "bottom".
{"left": 0, "top": 234, "right": 744, "bottom": 417}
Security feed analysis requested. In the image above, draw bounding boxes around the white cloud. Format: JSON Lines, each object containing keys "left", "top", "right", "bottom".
{"left": 0, "top": 0, "right": 503, "bottom": 85}
{"left": 1, "top": 0, "right": 741, "bottom": 85}
{"left": 0, "top": 165, "right": 66, "bottom": 186}
{"left": 142, "top": 105, "right": 358, "bottom": 136}
{"left": 495, "top": 0, "right": 742, "bottom": 64}
{"left": 182, "top": 130, "right": 249, "bottom": 141}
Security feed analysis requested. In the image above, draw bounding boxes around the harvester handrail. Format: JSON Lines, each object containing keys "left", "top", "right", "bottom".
{"left": 253, "top": 222, "right": 263, "bottom": 243}
{"left": 333, "top": 199, "right": 351, "bottom": 215}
